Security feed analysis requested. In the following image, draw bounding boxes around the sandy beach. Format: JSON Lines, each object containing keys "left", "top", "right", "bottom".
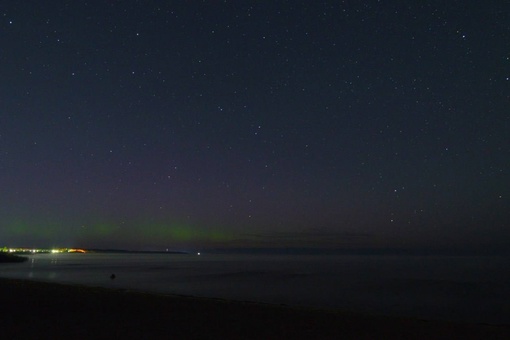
{"left": 1, "top": 278, "right": 508, "bottom": 339}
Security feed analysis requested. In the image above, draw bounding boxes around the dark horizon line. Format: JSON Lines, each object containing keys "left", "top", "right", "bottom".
{"left": 5, "top": 246, "right": 510, "bottom": 256}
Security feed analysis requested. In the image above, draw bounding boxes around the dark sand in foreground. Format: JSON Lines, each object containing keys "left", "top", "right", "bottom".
{"left": 1, "top": 278, "right": 508, "bottom": 339}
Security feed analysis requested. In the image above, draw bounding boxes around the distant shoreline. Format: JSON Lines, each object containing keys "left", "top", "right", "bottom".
{"left": 0, "top": 253, "right": 28, "bottom": 263}
{"left": 5, "top": 246, "right": 510, "bottom": 256}
{"left": 85, "top": 248, "right": 188, "bottom": 254}
{"left": 2, "top": 248, "right": 188, "bottom": 255}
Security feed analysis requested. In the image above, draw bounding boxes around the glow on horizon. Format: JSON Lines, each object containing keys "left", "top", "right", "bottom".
{"left": 1, "top": 247, "right": 87, "bottom": 254}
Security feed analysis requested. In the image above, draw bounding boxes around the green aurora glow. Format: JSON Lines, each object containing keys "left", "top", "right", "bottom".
{"left": 3, "top": 218, "right": 236, "bottom": 249}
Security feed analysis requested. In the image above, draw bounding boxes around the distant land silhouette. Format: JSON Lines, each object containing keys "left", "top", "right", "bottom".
{"left": 0, "top": 253, "right": 28, "bottom": 263}
{"left": 86, "top": 249, "right": 188, "bottom": 254}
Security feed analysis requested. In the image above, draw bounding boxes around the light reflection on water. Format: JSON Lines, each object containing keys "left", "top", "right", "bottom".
{"left": 1, "top": 253, "right": 509, "bottom": 324}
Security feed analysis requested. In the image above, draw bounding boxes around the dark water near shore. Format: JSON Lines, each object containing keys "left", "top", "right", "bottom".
{"left": 1, "top": 253, "right": 509, "bottom": 324}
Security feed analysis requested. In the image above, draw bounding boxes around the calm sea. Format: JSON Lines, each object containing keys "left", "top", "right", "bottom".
{"left": 1, "top": 253, "right": 509, "bottom": 325}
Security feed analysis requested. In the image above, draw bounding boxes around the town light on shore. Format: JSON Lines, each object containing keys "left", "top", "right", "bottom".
{"left": 1, "top": 247, "right": 87, "bottom": 254}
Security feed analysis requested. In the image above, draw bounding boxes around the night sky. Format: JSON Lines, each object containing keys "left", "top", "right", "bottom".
{"left": 1, "top": 1, "right": 509, "bottom": 252}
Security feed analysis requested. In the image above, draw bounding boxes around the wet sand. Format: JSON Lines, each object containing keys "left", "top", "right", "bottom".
{"left": 1, "top": 278, "right": 508, "bottom": 339}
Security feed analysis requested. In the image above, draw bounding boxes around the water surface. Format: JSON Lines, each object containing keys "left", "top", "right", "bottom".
{"left": 1, "top": 253, "right": 508, "bottom": 324}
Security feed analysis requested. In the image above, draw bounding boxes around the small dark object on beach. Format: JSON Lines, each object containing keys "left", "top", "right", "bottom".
{"left": 110, "top": 274, "right": 116, "bottom": 280}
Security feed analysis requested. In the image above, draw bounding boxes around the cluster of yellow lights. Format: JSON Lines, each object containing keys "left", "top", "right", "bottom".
{"left": 1, "top": 247, "right": 87, "bottom": 254}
